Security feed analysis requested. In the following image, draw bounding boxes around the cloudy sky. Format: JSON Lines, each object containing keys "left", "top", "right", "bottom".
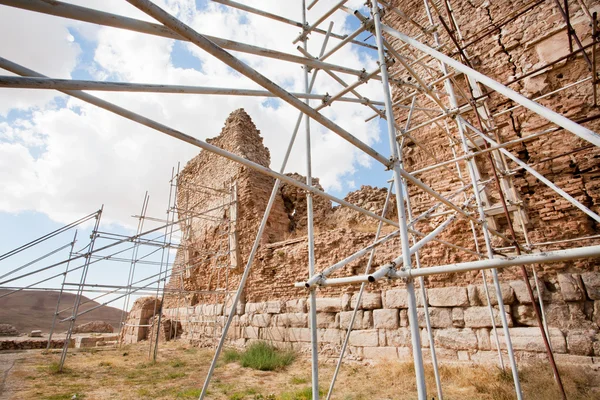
{"left": 0, "top": 0, "right": 392, "bottom": 309}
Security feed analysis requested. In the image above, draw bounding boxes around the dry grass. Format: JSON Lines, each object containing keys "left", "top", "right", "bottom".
{"left": 6, "top": 341, "right": 600, "bottom": 399}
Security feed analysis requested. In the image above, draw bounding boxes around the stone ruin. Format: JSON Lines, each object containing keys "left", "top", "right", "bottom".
{"left": 119, "top": 106, "right": 600, "bottom": 365}
{"left": 121, "top": 0, "right": 600, "bottom": 365}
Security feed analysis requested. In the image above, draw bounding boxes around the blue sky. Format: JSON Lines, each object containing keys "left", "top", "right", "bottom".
{"left": 0, "top": 0, "right": 394, "bottom": 312}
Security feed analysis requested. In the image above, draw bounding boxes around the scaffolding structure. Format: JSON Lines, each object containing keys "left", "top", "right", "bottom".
{"left": 0, "top": 1, "right": 599, "bottom": 399}
{"left": 0, "top": 165, "right": 237, "bottom": 370}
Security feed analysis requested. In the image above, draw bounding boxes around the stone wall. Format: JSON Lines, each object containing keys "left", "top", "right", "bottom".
{"left": 121, "top": 1, "right": 600, "bottom": 365}
{"left": 163, "top": 274, "right": 599, "bottom": 364}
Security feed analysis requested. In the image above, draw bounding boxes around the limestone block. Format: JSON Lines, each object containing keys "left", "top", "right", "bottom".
{"left": 378, "top": 329, "right": 387, "bottom": 346}
{"left": 595, "top": 301, "right": 600, "bottom": 327}
{"left": 467, "top": 285, "right": 481, "bottom": 306}
{"left": 274, "top": 313, "right": 308, "bottom": 328}
{"left": 226, "top": 326, "right": 242, "bottom": 340}
{"left": 557, "top": 274, "right": 586, "bottom": 301}
{"left": 417, "top": 307, "right": 452, "bottom": 328}
{"left": 351, "top": 292, "right": 382, "bottom": 310}
{"left": 434, "top": 328, "right": 478, "bottom": 350}
{"left": 363, "top": 347, "right": 398, "bottom": 361}
{"left": 339, "top": 310, "right": 364, "bottom": 330}
{"left": 509, "top": 280, "right": 547, "bottom": 304}
{"left": 476, "top": 328, "right": 491, "bottom": 350}
{"left": 512, "top": 305, "right": 537, "bottom": 326}
{"left": 341, "top": 293, "right": 353, "bottom": 311}
{"left": 243, "top": 326, "right": 260, "bottom": 339}
{"left": 427, "top": 287, "right": 468, "bottom": 307}
{"left": 474, "top": 283, "right": 515, "bottom": 306}
{"left": 261, "top": 327, "right": 286, "bottom": 342}
{"left": 312, "top": 312, "right": 337, "bottom": 329}
{"left": 246, "top": 302, "right": 266, "bottom": 314}
{"left": 348, "top": 329, "right": 379, "bottom": 347}
{"left": 288, "top": 328, "right": 311, "bottom": 342}
{"left": 491, "top": 327, "right": 566, "bottom": 353}
{"left": 386, "top": 328, "right": 411, "bottom": 347}
{"left": 384, "top": 289, "right": 408, "bottom": 309}
{"left": 452, "top": 308, "right": 465, "bottom": 328}
{"left": 239, "top": 314, "right": 251, "bottom": 327}
{"left": 286, "top": 299, "right": 307, "bottom": 313}
{"left": 421, "top": 347, "right": 459, "bottom": 362}
{"left": 363, "top": 311, "right": 373, "bottom": 329}
{"left": 464, "top": 306, "right": 512, "bottom": 328}
{"left": 318, "top": 329, "right": 341, "bottom": 344}
{"left": 373, "top": 309, "right": 399, "bottom": 329}
{"left": 252, "top": 314, "right": 271, "bottom": 328}
{"left": 312, "top": 298, "right": 342, "bottom": 313}
{"left": 566, "top": 329, "right": 596, "bottom": 356}
{"left": 581, "top": 273, "right": 600, "bottom": 300}
{"left": 29, "top": 330, "right": 42, "bottom": 338}
{"left": 265, "top": 300, "right": 285, "bottom": 314}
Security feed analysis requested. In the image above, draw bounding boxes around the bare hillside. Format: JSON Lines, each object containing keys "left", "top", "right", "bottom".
{"left": 0, "top": 290, "right": 125, "bottom": 334}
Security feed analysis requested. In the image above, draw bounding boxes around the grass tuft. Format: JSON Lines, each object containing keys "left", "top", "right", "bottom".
{"left": 239, "top": 342, "right": 295, "bottom": 371}
{"left": 222, "top": 348, "right": 242, "bottom": 363}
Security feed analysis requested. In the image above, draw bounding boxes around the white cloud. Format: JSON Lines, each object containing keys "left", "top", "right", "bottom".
{"left": 0, "top": 0, "right": 386, "bottom": 228}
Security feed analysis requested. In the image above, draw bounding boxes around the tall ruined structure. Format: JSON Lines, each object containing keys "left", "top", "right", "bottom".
{"left": 123, "top": 1, "right": 600, "bottom": 365}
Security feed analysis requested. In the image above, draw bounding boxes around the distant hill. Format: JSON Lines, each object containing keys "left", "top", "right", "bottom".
{"left": 0, "top": 290, "right": 125, "bottom": 334}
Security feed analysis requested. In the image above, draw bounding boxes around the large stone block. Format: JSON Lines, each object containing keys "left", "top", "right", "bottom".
{"left": 427, "top": 287, "right": 468, "bottom": 307}
{"left": 363, "top": 347, "right": 398, "bottom": 361}
{"left": 557, "top": 273, "right": 586, "bottom": 301}
{"left": 434, "top": 328, "right": 478, "bottom": 350}
{"left": 245, "top": 302, "right": 266, "bottom": 314}
{"left": 581, "top": 272, "right": 600, "bottom": 300}
{"left": 373, "top": 309, "right": 399, "bottom": 329}
{"left": 464, "top": 306, "right": 512, "bottom": 328}
{"left": 566, "top": 329, "right": 596, "bottom": 356}
{"left": 274, "top": 313, "right": 307, "bottom": 328}
{"left": 472, "top": 283, "right": 515, "bottom": 306}
{"left": 339, "top": 310, "right": 364, "bottom": 330}
{"left": 286, "top": 299, "right": 307, "bottom": 313}
{"left": 384, "top": 289, "right": 409, "bottom": 309}
{"left": 312, "top": 298, "right": 342, "bottom": 313}
{"left": 509, "top": 280, "right": 547, "bottom": 304}
{"left": 417, "top": 307, "right": 452, "bottom": 328}
{"left": 362, "top": 311, "right": 373, "bottom": 329}
{"left": 341, "top": 293, "right": 353, "bottom": 311}
{"left": 265, "top": 300, "right": 285, "bottom": 314}
{"left": 351, "top": 292, "right": 382, "bottom": 310}
{"left": 318, "top": 329, "right": 341, "bottom": 344}
{"left": 312, "top": 312, "right": 337, "bottom": 329}
{"left": 288, "top": 328, "right": 311, "bottom": 342}
{"left": 348, "top": 329, "right": 379, "bottom": 347}
{"left": 261, "top": 327, "right": 286, "bottom": 342}
{"left": 385, "top": 328, "right": 411, "bottom": 347}
{"left": 252, "top": 314, "right": 271, "bottom": 328}
{"left": 243, "top": 326, "right": 260, "bottom": 339}
{"left": 491, "top": 327, "right": 566, "bottom": 353}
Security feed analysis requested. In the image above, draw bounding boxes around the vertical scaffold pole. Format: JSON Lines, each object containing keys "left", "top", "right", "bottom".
{"left": 47, "top": 230, "right": 79, "bottom": 350}
{"left": 371, "top": 1, "right": 427, "bottom": 399}
{"left": 300, "top": 1, "right": 319, "bottom": 398}
{"left": 58, "top": 206, "right": 103, "bottom": 371}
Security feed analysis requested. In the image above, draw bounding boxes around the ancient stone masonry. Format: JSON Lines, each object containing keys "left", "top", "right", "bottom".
{"left": 120, "top": 0, "right": 600, "bottom": 365}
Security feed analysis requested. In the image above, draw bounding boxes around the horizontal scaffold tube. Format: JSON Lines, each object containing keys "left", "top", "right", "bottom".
{"left": 307, "top": 245, "right": 600, "bottom": 287}
{"left": 0, "top": 76, "right": 384, "bottom": 106}
{"left": 0, "top": 0, "right": 377, "bottom": 81}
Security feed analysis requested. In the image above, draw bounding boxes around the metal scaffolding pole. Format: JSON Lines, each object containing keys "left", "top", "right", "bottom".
{"left": 58, "top": 207, "right": 103, "bottom": 371}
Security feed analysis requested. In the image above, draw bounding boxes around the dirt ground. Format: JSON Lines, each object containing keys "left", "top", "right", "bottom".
{"left": 1, "top": 341, "right": 599, "bottom": 400}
